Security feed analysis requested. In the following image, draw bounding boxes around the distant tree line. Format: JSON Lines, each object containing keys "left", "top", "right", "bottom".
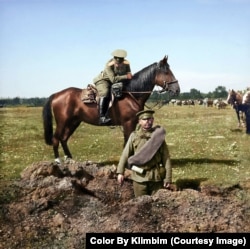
{"left": 0, "top": 85, "right": 231, "bottom": 107}
{"left": 0, "top": 97, "right": 48, "bottom": 107}
{"left": 148, "top": 85, "right": 229, "bottom": 103}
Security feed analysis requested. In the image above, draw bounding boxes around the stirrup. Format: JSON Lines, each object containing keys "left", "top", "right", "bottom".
{"left": 99, "top": 116, "right": 111, "bottom": 125}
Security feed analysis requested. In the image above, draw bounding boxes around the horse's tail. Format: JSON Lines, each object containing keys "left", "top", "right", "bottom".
{"left": 42, "top": 95, "right": 54, "bottom": 145}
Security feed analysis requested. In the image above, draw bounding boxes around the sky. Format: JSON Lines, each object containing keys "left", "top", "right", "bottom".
{"left": 0, "top": 0, "right": 249, "bottom": 98}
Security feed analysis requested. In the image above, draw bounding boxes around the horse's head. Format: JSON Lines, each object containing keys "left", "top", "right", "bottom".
{"left": 227, "top": 89, "right": 242, "bottom": 106}
{"left": 154, "top": 56, "right": 180, "bottom": 96}
{"left": 227, "top": 89, "right": 234, "bottom": 105}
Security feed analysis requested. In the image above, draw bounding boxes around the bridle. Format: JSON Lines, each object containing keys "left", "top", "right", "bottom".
{"left": 156, "top": 63, "right": 178, "bottom": 93}
{"left": 160, "top": 79, "right": 178, "bottom": 93}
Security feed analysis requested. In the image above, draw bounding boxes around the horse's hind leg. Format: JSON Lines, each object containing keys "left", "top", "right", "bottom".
{"left": 61, "top": 140, "right": 72, "bottom": 160}
{"left": 60, "top": 121, "right": 81, "bottom": 160}
{"left": 246, "top": 107, "right": 250, "bottom": 134}
{"left": 53, "top": 137, "right": 71, "bottom": 164}
{"left": 52, "top": 135, "right": 61, "bottom": 163}
{"left": 52, "top": 125, "right": 70, "bottom": 163}
{"left": 241, "top": 112, "right": 246, "bottom": 127}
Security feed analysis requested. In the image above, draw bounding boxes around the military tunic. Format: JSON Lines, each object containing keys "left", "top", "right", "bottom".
{"left": 117, "top": 126, "right": 172, "bottom": 185}
{"left": 93, "top": 59, "right": 131, "bottom": 97}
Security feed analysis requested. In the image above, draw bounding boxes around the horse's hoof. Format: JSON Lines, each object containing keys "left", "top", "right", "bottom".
{"left": 55, "top": 158, "right": 61, "bottom": 164}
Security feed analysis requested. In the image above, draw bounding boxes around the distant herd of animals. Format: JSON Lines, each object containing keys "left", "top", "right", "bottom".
{"left": 169, "top": 89, "right": 250, "bottom": 134}
{"left": 169, "top": 98, "right": 228, "bottom": 109}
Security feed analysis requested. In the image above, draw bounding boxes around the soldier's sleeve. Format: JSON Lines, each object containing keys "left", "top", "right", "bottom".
{"left": 105, "top": 62, "right": 128, "bottom": 84}
{"left": 124, "top": 60, "right": 131, "bottom": 73}
{"left": 116, "top": 133, "right": 135, "bottom": 174}
{"left": 161, "top": 141, "right": 172, "bottom": 184}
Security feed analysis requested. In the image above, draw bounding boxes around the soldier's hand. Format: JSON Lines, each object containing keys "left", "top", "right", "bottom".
{"left": 164, "top": 182, "right": 172, "bottom": 190}
{"left": 117, "top": 174, "right": 124, "bottom": 186}
{"left": 127, "top": 73, "right": 133, "bottom": 79}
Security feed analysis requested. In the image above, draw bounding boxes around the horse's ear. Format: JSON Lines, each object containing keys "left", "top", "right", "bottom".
{"left": 163, "top": 55, "right": 168, "bottom": 61}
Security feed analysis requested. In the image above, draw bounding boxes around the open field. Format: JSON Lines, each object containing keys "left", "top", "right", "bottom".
{"left": 0, "top": 104, "right": 250, "bottom": 187}
{"left": 1, "top": 105, "right": 250, "bottom": 246}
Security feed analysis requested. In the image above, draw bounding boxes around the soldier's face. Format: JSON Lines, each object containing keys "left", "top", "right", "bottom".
{"left": 114, "top": 57, "right": 124, "bottom": 64}
{"left": 139, "top": 118, "right": 154, "bottom": 131}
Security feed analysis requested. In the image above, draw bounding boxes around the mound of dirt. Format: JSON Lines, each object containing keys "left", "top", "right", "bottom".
{"left": 0, "top": 160, "right": 249, "bottom": 248}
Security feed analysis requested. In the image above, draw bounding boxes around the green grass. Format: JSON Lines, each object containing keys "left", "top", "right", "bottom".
{"left": 0, "top": 105, "right": 249, "bottom": 189}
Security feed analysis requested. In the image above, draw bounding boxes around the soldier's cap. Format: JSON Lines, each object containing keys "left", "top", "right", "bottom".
{"left": 111, "top": 49, "right": 127, "bottom": 58}
{"left": 136, "top": 109, "right": 155, "bottom": 119}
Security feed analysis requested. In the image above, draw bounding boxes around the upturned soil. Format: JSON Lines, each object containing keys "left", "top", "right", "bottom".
{"left": 0, "top": 160, "right": 250, "bottom": 248}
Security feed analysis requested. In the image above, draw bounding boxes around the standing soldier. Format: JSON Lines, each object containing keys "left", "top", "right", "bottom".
{"left": 93, "top": 49, "right": 133, "bottom": 125}
{"left": 117, "top": 109, "right": 172, "bottom": 197}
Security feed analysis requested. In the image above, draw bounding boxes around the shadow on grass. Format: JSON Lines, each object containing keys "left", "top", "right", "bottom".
{"left": 175, "top": 178, "right": 208, "bottom": 191}
{"left": 97, "top": 160, "right": 119, "bottom": 166}
{"left": 99, "top": 158, "right": 239, "bottom": 168}
{"left": 171, "top": 158, "right": 240, "bottom": 191}
{"left": 99, "top": 159, "right": 240, "bottom": 191}
{"left": 171, "top": 158, "right": 239, "bottom": 167}
{"left": 230, "top": 128, "right": 243, "bottom": 132}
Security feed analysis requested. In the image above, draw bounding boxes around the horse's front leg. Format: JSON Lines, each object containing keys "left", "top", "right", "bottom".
{"left": 236, "top": 111, "right": 241, "bottom": 127}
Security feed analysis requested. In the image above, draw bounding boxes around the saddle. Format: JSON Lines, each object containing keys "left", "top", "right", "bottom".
{"left": 81, "top": 84, "right": 98, "bottom": 104}
{"left": 81, "top": 82, "right": 123, "bottom": 104}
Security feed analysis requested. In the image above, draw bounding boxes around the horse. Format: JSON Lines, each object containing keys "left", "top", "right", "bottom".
{"left": 226, "top": 89, "right": 245, "bottom": 127}
{"left": 203, "top": 98, "right": 213, "bottom": 107}
{"left": 43, "top": 56, "right": 180, "bottom": 163}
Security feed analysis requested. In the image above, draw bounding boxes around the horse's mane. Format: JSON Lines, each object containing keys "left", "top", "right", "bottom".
{"left": 124, "top": 63, "right": 157, "bottom": 95}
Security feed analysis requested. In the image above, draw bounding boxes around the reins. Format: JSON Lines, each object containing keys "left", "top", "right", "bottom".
{"left": 123, "top": 88, "right": 170, "bottom": 110}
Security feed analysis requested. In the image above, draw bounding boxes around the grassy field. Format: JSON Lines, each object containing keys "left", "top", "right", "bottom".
{"left": 0, "top": 105, "right": 249, "bottom": 189}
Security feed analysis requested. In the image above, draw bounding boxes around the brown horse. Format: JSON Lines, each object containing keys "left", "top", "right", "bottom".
{"left": 226, "top": 89, "right": 245, "bottom": 127}
{"left": 43, "top": 56, "right": 180, "bottom": 163}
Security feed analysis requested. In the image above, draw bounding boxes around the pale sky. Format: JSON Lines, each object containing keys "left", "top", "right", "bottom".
{"left": 0, "top": 0, "right": 249, "bottom": 98}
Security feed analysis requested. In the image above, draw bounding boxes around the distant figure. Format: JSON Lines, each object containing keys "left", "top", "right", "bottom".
{"left": 242, "top": 90, "right": 250, "bottom": 134}
{"left": 93, "top": 49, "right": 132, "bottom": 124}
{"left": 117, "top": 109, "right": 172, "bottom": 197}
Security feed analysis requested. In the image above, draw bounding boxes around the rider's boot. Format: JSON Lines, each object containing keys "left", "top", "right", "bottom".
{"left": 99, "top": 97, "right": 111, "bottom": 125}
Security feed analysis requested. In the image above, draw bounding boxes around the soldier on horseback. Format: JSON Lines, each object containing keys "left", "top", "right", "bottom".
{"left": 93, "top": 49, "right": 133, "bottom": 124}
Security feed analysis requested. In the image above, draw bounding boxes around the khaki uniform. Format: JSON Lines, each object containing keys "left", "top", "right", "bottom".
{"left": 93, "top": 59, "right": 131, "bottom": 97}
{"left": 117, "top": 126, "right": 172, "bottom": 197}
